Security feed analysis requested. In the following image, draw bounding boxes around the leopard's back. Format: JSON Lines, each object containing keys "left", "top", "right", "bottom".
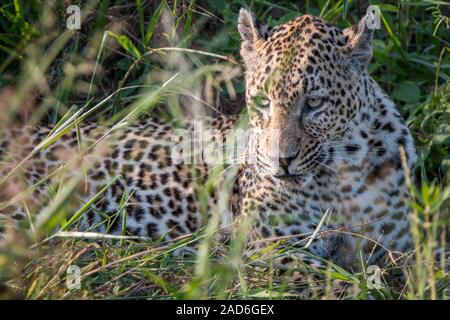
{"left": 0, "top": 116, "right": 237, "bottom": 240}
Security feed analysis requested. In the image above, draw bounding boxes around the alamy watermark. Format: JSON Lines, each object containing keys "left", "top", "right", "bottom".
{"left": 366, "top": 264, "right": 383, "bottom": 289}
{"left": 65, "top": 4, "right": 382, "bottom": 32}
{"left": 170, "top": 121, "right": 281, "bottom": 165}
{"left": 66, "top": 264, "right": 81, "bottom": 290}
{"left": 66, "top": 5, "right": 81, "bottom": 30}
{"left": 366, "top": 5, "right": 381, "bottom": 30}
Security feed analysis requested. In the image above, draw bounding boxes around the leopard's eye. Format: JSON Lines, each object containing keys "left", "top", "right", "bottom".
{"left": 260, "top": 99, "right": 270, "bottom": 108}
{"left": 305, "top": 97, "right": 324, "bottom": 109}
{"left": 254, "top": 96, "right": 270, "bottom": 109}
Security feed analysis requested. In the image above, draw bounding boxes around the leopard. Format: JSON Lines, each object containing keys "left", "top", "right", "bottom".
{"left": 0, "top": 9, "right": 417, "bottom": 283}
{"left": 234, "top": 9, "right": 417, "bottom": 269}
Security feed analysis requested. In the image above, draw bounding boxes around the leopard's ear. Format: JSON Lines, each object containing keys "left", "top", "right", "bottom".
{"left": 342, "top": 13, "right": 375, "bottom": 73}
{"left": 238, "top": 8, "right": 270, "bottom": 70}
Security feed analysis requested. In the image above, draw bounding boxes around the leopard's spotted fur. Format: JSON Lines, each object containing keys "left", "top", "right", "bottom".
{"left": 235, "top": 10, "right": 416, "bottom": 268}
{"left": 0, "top": 11, "right": 416, "bottom": 275}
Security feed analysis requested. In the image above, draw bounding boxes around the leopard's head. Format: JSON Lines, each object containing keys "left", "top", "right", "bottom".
{"left": 238, "top": 9, "right": 375, "bottom": 178}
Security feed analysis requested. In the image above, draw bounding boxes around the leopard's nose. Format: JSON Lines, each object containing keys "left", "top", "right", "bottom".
{"left": 278, "top": 151, "right": 299, "bottom": 173}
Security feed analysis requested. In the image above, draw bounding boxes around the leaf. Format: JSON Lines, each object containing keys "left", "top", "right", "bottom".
{"left": 144, "top": 1, "right": 165, "bottom": 47}
{"left": 107, "top": 31, "right": 141, "bottom": 59}
{"left": 136, "top": 0, "right": 145, "bottom": 43}
{"left": 432, "top": 134, "right": 450, "bottom": 145}
{"left": 342, "top": 0, "right": 350, "bottom": 18}
{"left": 377, "top": 4, "right": 399, "bottom": 13}
{"left": 440, "top": 156, "right": 450, "bottom": 173}
{"left": 381, "top": 13, "right": 407, "bottom": 60}
{"left": 392, "top": 81, "right": 421, "bottom": 103}
{"left": 13, "top": 0, "right": 23, "bottom": 19}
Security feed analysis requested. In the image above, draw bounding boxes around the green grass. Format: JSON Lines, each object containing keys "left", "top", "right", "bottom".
{"left": 0, "top": 0, "right": 449, "bottom": 299}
